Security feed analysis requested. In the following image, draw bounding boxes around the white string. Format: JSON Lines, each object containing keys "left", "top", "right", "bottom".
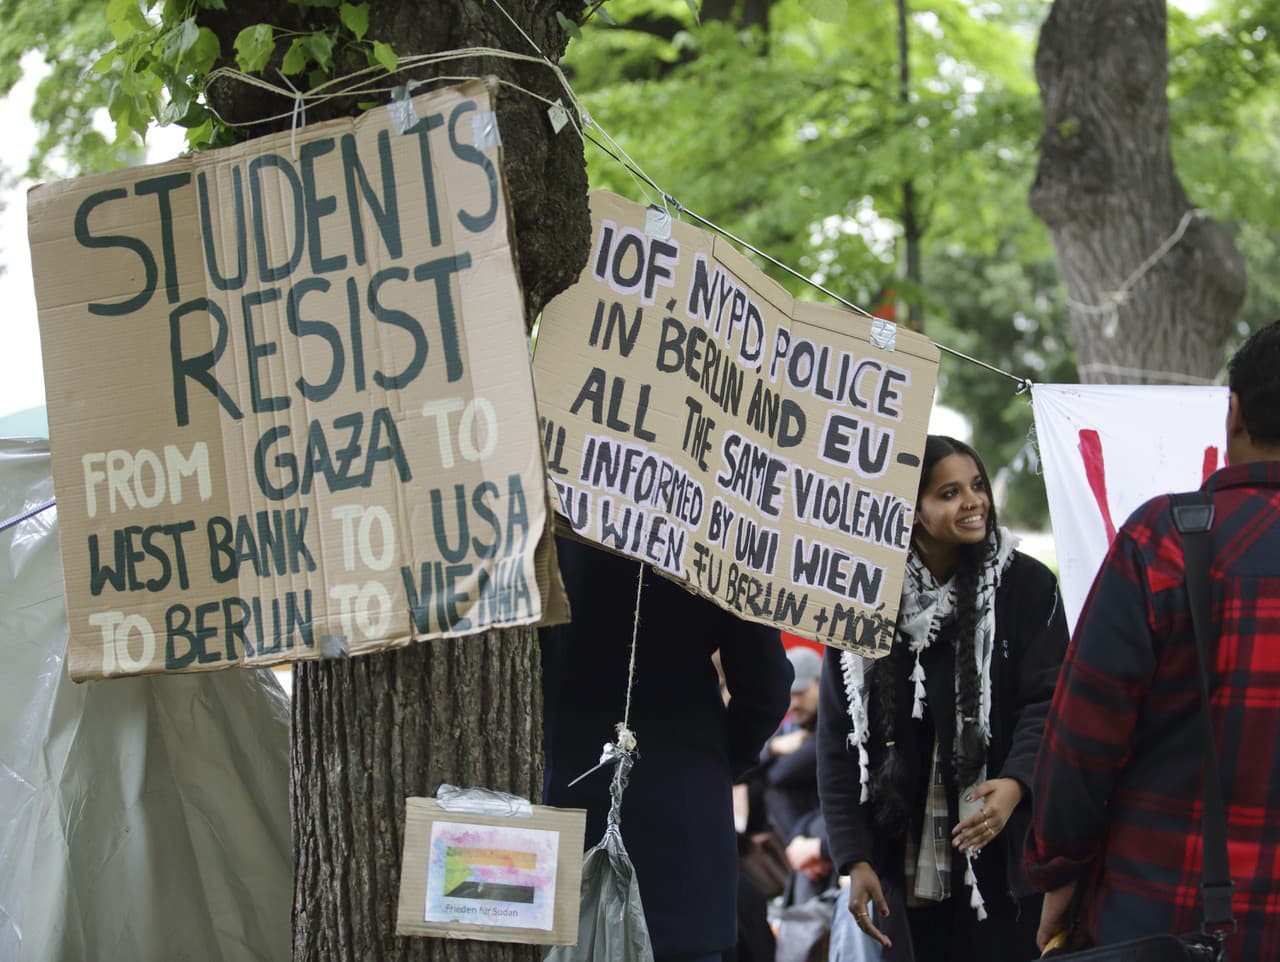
{"left": 1066, "top": 208, "right": 1206, "bottom": 337}
{"left": 615, "top": 562, "right": 645, "bottom": 753}
{"left": 1076, "top": 361, "right": 1217, "bottom": 385}
{"left": 279, "top": 72, "right": 305, "bottom": 160}
{"left": 202, "top": 47, "right": 563, "bottom": 128}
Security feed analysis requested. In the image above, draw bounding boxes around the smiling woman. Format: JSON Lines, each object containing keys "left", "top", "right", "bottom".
{"left": 816, "top": 433, "right": 1072, "bottom": 962}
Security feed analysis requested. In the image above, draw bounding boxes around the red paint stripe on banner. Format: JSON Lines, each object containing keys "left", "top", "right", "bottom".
{"left": 1078, "top": 428, "right": 1117, "bottom": 543}
{"left": 1202, "top": 446, "right": 1219, "bottom": 483}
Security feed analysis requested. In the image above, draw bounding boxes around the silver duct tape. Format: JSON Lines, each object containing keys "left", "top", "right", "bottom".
{"left": 870, "top": 317, "right": 897, "bottom": 351}
{"left": 473, "top": 111, "right": 502, "bottom": 149}
{"left": 318, "top": 633, "right": 350, "bottom": 658}
{"left": 387, "top": 87, "right": 420, "bottom": 134}
{"left": 436, "top": 783, "right": 534, "bottom": 818}
{"left": 645, "top": 205, "right": 672, "bottom": 241}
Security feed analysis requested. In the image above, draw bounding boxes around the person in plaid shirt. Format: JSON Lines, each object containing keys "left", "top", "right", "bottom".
{"left": 1026, "top": 319, "right": 1280, "bottom": 958}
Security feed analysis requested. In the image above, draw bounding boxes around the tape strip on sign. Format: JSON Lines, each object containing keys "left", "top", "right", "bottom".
{"left": 473, "top": 111, "right": 502, "bottom": 148}
{"left": 645, "top": 205, "right": 672, "bottom": 241}
{"left": 436, "top": 783, "right": 535, "bottom": 818}
{"left": 318, "top": 633, "right": 350, "bottom": 658}
{"left": 388, "top": 89, "right": 421, "bottom": 134}
{"left": 871, "top": 317, "right": 897, "bottom": 352}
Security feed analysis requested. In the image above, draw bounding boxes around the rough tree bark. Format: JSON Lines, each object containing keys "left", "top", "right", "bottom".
{"left": 193, "top": 2, "right": 591, "bottom": 960}
{"left": 1030, "top": 0, "right": 1245, "bottom": 383}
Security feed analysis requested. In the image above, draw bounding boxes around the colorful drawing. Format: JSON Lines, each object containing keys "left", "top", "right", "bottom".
{"left": 444, "top": 847, "right": 537, "bottom": 902}
{"left": 424, "top": 821, "right": 560, "bottom": 930}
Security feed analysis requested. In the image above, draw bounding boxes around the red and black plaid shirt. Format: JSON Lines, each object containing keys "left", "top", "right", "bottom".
{"left": 1026, "top": 461, "right": 1280, "bottom": 958}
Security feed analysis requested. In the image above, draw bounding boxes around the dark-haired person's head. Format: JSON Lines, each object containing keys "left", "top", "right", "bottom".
{"left": 1227, "top": 320, "right": 1280, "bottom": 464}
{"left": 916, "top": 434, "right": 999, "bottom": 538}
{"left": 909, "top": 434, "right": 1000, "bottom": 593}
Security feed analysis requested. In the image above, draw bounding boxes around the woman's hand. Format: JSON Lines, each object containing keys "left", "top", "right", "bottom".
{"left": 951, "top": 777, "right": 1024, "bottom": 853}
{"left": 846, "top": 861, "right": 892, "bottom": 949}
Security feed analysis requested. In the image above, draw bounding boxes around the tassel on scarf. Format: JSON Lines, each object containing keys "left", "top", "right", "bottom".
{"left": 910, "top": 655, "right": 927, "bottom": 719}
{"left": 857, "top": 743, "right": 870, "bottom": 803}
{"left": 964, "top": 854, "right": 988, "bottom": 921}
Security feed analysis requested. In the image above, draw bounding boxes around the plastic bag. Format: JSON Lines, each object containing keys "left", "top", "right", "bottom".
{"left": 544, "top": 744, "right": 654, "bottom": 962}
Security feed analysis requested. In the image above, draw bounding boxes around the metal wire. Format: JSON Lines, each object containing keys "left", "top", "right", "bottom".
{"left": 582, "top": 130, "right": 1031, "bottom": 391}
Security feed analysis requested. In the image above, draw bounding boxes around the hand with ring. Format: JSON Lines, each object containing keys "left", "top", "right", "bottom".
{"left": 846, "top": 861, "right": 893, "bottom": 950}
{"left": 951, "top": 777, "right": 1025, "bottom": 853}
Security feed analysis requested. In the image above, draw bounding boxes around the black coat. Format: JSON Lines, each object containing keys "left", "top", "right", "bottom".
{"left": 542, "top": 537, "right": 792, "bottom": 957}
{"left": 816, "top": 550, "right": 1068, "bottom": 906}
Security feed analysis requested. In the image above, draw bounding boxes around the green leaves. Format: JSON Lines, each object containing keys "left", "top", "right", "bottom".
{"left": 557, "top": 11, "right": 583, "bottom": 40}
{"left": 189, "top": 27, "right": 220, "bottom": 75}
{"left": 371, "top": 40, "right": 398, "bottom": 74}
{"left": 340, "top": 2, "right": 370, "bottom": 40}
{"left": 106, "top": 0, "right": 149, "bottom": 43}
{"left": 161, "top": 17, "right": 200, "bottom": 64}
{"left": 234, "top": 24, "right": 275, "bottom": 73}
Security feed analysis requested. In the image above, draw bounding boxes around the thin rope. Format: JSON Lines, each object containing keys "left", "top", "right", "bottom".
{"left": 487, "top": 0, "right": 549, "bottom": 57}
{"left": 279, "top": 71, "right": 305, "bottom": 160}
{"left": 616, "top": 562, "right": 645, "bottom": 751}
{"left": 0, "top": 498, "right": 55, "bottom": 535}
{"left": 1076, "top": 361, "right": 1217, "bottom": 385}
{"left": 1067, "top": 208, "right": 1205, "bottom": 337}
{"left": 202, "top": 47, "right": 567, "bottom": 129}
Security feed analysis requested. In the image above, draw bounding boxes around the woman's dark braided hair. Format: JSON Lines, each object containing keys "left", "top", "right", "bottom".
{"left": 869, "top": 435, "right": 999, "bottom": 831}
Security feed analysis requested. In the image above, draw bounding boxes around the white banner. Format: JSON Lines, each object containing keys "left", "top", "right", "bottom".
{"left": 1031, "top": 383, "right": 1229, "bottom": 632}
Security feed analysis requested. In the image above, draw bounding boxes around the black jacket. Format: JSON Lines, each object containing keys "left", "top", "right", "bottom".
{"left": 542, "top": 537, "right": 792, "bottom": 956}
{"left": 816, "top": 550, "right": 1068, "bottom": 904}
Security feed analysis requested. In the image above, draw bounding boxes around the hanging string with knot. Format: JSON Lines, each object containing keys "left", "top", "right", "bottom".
{"left": 616, "top": 562, "right": 644, "bottom": 752}
{"left": 599, "top": 562, "right": 645, "bottom": 836}
{"left": 566, "top": 562, "right": 646, "bottom": 815}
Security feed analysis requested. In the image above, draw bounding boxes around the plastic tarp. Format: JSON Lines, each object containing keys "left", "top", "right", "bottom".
{"left": 0, "top": 439, "right": 292, "bottom": 961}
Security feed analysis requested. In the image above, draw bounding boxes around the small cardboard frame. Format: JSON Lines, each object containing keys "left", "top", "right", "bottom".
{"left": 396, "top": 796, "right": 587, "bottom": 945}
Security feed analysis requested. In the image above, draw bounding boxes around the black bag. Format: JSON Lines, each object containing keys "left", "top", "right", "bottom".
{"left": 1042, "top": 933, "right": 1220, "bottom": 960}
{"left": 739, "top": 828, "right": 792, "bottom": 900}
{"left": 1043, "top": 494, "right": 1233, "bottom": 962}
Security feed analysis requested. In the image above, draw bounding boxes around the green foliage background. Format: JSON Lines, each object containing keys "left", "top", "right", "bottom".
{"left": 2, "top": 0, "right": 1278, "bottom": 525}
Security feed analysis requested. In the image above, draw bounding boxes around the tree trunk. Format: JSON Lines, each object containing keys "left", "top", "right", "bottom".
{"left": 897, "top": 0, "right": 923, "bottom": 332}
{"left": 194, "top": 1, "right": 590, "bottom": 959}
{"left": 290, "top": 631, "right": 544, "bottom": 961}
{"left": 1029, "top": 0, "right": 1245, "bottom": 384}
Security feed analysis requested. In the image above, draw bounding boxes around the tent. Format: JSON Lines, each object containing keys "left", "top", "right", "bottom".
{"left": 0, "top": 432, "right": 292, "bottom": 961}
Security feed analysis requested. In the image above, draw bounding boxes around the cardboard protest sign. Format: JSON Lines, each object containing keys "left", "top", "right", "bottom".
{"left": 533, "top": 191, "right": 939, "bottom": 655}
{"left": 1031, "top": 383, "right": 1228, "bottom": 632}
{"left": 396, "top": 797, "right": 586, "bottom": 945}
{"left": 28, "top": 79, "right": 567, "bottom": 681}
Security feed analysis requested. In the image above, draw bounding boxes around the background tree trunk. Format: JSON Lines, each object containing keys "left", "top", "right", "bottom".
{"left": 195, "top": 1, "right": 591, "bottom": 959}
{"left": 1030, "top": 0, "right": 1245, "bottom": 383}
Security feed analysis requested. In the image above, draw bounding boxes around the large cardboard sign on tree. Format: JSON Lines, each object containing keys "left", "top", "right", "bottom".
{"left": 28, "top": 80, "right": 567, "bottom": 681}
{"left": 534, "top": 191, "right": 939, "bottom": 654}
